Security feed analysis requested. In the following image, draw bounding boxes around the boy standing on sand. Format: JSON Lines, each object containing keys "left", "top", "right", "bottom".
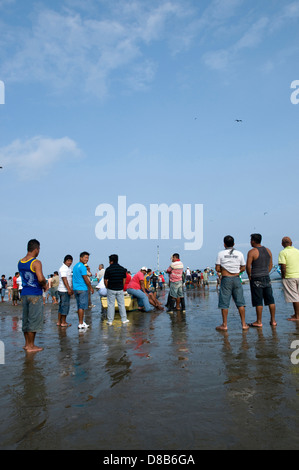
{"left": 18, "top": 239, "right": 48, "bottom": 352}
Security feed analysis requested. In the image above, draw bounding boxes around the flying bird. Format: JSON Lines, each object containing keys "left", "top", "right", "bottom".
{"left": 235, "top": 119, "right": 242, "bottom": 122}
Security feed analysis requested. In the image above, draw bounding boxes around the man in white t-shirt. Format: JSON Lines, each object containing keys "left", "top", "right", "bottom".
{"left": 215, "top": 235, "right": 248, "bottom": 331}
{"left": 57, "top": 255, "right": 73, "bottom": 327}
{"left": 16, "top": 274, "right": 22, "bottom": 300}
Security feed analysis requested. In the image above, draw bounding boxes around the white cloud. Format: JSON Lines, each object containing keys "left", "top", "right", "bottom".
{"left": 0, "top": 136, "right": 82, "bottom": 180}
{"left": 1, "top": 0, "right": 297, "bottom": 92}
{"left": 203, "top": 1, "right": 299, "bottom": 71}
{"left": 0, "top": 0, "right": 248, "bottom": 93}
{"left": 124, "top": 60, "right": 157, "bottom": 92}
{"left": 269, "top": 1, "right": 299, "bottom": 32}
{"left": 208, "top": 0, "right": 244, "bottom": 21}
{"left": 282, "top": 1, "right": 299, "bottom": 19}
{"left": 0, "top": 1, "right": 188, "bottom": 99}
{"left": 0, "top": 0, "right": 15, "bottom": 8}
{"left": 203, "top": 16, "right": 270, "bottom": 71}
{"left": 203, "top": 50, "right": 230, "bottom": 71}
{"left": 234, "top": 17, "right": 269, "bottom": 51}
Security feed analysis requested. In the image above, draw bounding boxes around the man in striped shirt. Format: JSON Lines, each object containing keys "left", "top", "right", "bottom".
{"left": 166, "top": 253, "right": 185, "bottom": 312}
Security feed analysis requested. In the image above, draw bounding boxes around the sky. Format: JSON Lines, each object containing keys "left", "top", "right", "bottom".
{"left": 0, "top": 0, "right": 299, "bottom": 277}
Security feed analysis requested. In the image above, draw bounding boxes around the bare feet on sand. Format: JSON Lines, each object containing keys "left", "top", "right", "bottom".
{"left": 216, "top": 324, "right": 228, "bottom": 331}
{"left": 287, "top": 315, "right": 299, "bottom": 322}
{"left": 248, "top": 322, "right": 263, "bottom": 328}
{"left": 216, "top": 324, "right": 249, "bottom": 331}
{"left": 23, "top": 345, "right": 43, "bottom": 352}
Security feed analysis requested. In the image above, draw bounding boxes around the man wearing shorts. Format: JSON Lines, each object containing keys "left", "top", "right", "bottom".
{"left": 18, "top": 239, "right": 48, "bottom": 352}
{"left": 166, "top": 253, "right": 185, "bottom": 312}
{"left": 57, "top": 255, "right": 73, "bottom": 327}
{"left": 72, "top": 251, "right": 94, "bottom": 329}
{"left": 278, "top": 236, "right": 299, "bottom": 321}
{"left": 215, "top": 235, "right": 249, "bottom": 331}
{"left": 246, "top": 233, "right": 276, "bottom": 327}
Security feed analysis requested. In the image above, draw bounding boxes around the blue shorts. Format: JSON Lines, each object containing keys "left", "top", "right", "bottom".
{"left": 74, "top": 290, "right": 89, "bottom": 310}
{"left": 22, "top": 295, "right": 44, "bottom": 332}
{"left": 218, "top": 276, "right": 245, "bottom": 309}
{"left": 58, "top": 291, "right": 71, "bottom": 316}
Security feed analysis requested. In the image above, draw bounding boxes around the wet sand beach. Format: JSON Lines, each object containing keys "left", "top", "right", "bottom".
{"left": 0, "top": 282, "right": 299, "bottom": 450}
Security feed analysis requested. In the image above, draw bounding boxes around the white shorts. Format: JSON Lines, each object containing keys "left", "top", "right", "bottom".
{"left": 282, "top": 278, "right": 299, "bottom": 303}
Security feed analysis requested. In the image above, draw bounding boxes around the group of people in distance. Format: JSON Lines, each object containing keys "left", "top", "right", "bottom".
{"left": 0, "top": 272, "right": 22, "bottom": 305}
{"left": 14, "top": 232, "right": 299, "bottom": 352}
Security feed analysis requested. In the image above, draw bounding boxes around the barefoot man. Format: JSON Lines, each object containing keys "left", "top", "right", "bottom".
{"left": 57, "top": 255, "right": 73, "bottom": 327}
{"left": 18, "top": 239, "right": 48, "bottom": 352}
{"left": 279, "top": 236, "right": 299, "bottom": 322}
{"left": 215, "top": 235, "right": 249, "bottom": 331}
{"left": 246, "top": 233, "right": 276, "bottom": 327}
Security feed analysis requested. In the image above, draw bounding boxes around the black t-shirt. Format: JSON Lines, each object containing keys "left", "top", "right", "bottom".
{"left": 104, "top": 263, "right": 127, "bottom": 291}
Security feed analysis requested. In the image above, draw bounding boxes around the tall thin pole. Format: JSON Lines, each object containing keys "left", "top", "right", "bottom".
{"left": 157, "top": 245, "right": 160, "bottom": 272}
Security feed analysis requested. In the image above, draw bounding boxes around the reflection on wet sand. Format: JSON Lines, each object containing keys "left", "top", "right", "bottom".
{"left": 0, "top": 283, "right": 299, "bottom": 449}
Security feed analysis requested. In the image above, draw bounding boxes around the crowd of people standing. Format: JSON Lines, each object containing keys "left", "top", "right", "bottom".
{"left": 2, "top": 233, "right": 299, "bottom": 353}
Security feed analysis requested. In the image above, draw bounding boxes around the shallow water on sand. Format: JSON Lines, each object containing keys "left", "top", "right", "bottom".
{"left": 0, "top": 282, "right": 299, "bottom": 450}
